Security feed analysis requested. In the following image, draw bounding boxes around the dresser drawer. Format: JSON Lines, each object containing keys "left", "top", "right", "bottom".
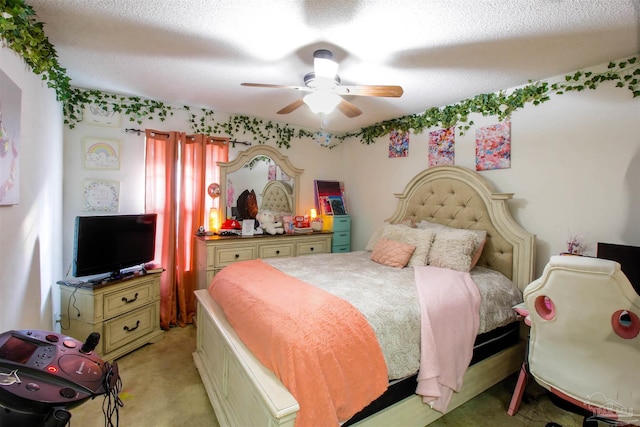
{"left": 259, "top": 242, "right": 295, "bottom": 258}
{"left": 215, "top": 245, "right": 255, "bottom": 267}
{"left": 332, "top": 231, "right": 350, "bottom": 246}
{"left": 332, "top": 215, "right": 351, "bottom": 232}
{"left": 103, "top": 279, "right": 155, "bottom": 319}
{"left": 297, "top": 239, "right": 330, "bottom": 255}
{"left": 332, "top": 245, "right": 351, "bottom": 253}
{"left": 103, "top": 302, "right": 158, "bottom": 354}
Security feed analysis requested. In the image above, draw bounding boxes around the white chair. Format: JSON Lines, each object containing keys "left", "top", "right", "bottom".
{"left": 524, "top": 255, "right": 640, "bottom": 425}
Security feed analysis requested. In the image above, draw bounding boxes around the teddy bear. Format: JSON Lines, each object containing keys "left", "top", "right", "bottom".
{"left": 255, "top": 210, "right": 284, "bottom": 235}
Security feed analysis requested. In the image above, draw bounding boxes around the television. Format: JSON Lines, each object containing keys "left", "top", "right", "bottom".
{"left": 597, "top": 242, "right": 640, "bottom": 295}
{"left": 73, "top": 213, "right": 157, "bottom": 279}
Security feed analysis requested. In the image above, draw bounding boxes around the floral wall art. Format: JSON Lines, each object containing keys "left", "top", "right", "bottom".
{"left": 389, "top": 129, "right": 409, "bottom": 158}
{"left": 0, "top": 70, "right": 21, "bottom": 206}
{"left": 428, "top": 127, "right": 455, "bottom": 166}
{"left": 475, "top": 122, "right": 511, "bottom": 171}
{"left": 83, "top": 179, "right": 120, "bottom": 212}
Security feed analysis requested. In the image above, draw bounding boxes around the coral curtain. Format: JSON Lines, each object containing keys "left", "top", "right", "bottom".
{"left": 145, "top": 129, "right": 228, "bottom": 329}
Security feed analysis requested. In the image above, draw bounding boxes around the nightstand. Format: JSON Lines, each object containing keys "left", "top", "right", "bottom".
{"left": 58, "top": 272, "right": 164, "bottom": 361}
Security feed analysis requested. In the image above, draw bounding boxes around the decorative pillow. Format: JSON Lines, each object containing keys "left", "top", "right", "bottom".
{"left": 365, "top": 223, "right": 387, "bottom": 251}
{"left": 381, "top": 224, "right": 435, "bottom": 267}
{"left": 427, "top": 230, "right": 476, "bottom": 272}
{"left": 370, "top": 239, "right": 416, "bottom": 268}
{"left": 418, "top": 220, "right": 487, "bottom": 269}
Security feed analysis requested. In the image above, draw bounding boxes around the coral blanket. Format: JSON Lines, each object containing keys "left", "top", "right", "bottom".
{"left": 208, "top": 259, "right": 388, "bottom": 427}
{"left": 413, "top": 266, "right": 481, "bottom": 413}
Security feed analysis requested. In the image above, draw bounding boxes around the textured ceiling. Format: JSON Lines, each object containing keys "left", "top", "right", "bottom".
{"left": 26, "top": 0, "right": 640, "bottom": 133}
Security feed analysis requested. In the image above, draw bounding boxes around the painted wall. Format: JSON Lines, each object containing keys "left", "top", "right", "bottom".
{"left": 343, "top": 60, "right": 640, "bottom": 276}
{"left": 2, "top": 49, "right": 637, "bottom": 334}
{"left": 0, "top": 46, "right": 63, "bottom": 332}
{"left": 62, "top": 58, "right": 639, "bottom": 282}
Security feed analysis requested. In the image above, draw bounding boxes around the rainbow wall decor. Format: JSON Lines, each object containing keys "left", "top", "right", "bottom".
{"left": 83, "top": 138, "right": 120, "bottom": 170}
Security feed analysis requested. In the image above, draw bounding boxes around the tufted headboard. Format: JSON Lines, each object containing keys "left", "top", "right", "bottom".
{"left": 260, "top": 180, "right": 294, "bottom": 214}
{"left": 387, "top": 166, "right": 535, "bottom": 291}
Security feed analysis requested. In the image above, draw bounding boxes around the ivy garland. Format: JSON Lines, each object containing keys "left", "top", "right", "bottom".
{"left": 2, "top": 0, "right": 639, "bottom": 148}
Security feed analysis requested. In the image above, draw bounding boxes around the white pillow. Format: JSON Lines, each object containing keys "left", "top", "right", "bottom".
{"left": 418, "top": 220, "right": 487, "bottom": 269}
{"left": 381, "top": 224, "right": 435, "bottom": 267}
{"left": 365, "top": 223, "right": 387, "bottom": 251}
{"left": 427, "top": 229, "right": 476, "bottom": 272}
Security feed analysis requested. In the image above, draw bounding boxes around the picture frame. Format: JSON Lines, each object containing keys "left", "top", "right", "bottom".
{"left": 82, "top": 103, "right": 121, "bottom": 127}
{"left": 83, "top": 137, "right": 121, "bottom": 170}
{"left": 83, "top": 179, "right": 120, "bottom": 212}
{"left": 242, "top": 219, "right": 255, "bottom": 236}
{"left": 0, "top": 69, "right": 21, "bottom": 206}
{"left": 328, "top": 196, "right": 347, "bottom": 216}
{"left": 314, "top": 180, "right": 347, "bottom": 215}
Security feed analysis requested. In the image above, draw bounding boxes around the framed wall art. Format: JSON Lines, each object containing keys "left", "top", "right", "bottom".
{"left": 476, "top": 122, "right": 511, "bottom": 171}
{"left": 82, "top": 103, "right": 121, "bottom": 127}
{"left": 0, "top": 70, "right": 21, "bottom": 206}
{"left": 83, "top": 179, "right": 120, "bottom": 212}
{"left": 428, "top": 127, "right": 455, "bottom": 166}
{"left": 83, "top": 137, "right": 121, "bottom": 170}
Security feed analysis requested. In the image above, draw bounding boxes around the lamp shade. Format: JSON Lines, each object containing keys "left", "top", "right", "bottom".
{"left": 304, "top": 92, "right": 341, "bottom": 115}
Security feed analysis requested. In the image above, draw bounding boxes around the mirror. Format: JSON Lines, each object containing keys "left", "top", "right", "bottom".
{"left": 217, "top": 145, "right": 304, "bottom": 220}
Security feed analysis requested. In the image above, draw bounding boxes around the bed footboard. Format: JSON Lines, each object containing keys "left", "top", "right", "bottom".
{"left": 193, "top": 289, "right": 299, "bottom": 427}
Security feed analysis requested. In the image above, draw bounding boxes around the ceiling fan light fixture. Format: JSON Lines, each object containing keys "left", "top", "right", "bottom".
{"left": 313, "top": 49, "right": 338, "bottom": 79}
{"left": 303, "top": 91, "right": 341, "bottom": 115}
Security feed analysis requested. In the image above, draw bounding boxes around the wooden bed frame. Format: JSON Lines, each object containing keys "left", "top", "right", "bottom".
{"left": 193, "top": 165, "right": 536, "bottom": 426}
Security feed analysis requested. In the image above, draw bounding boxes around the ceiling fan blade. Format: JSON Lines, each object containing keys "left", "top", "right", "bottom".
{"left": 241, "top": 82, "right": 308, "bottom": 91}
{"left": 337, "top": 99, "right": 362, "bottom": 118}
{"left": 335, "top": 85, "right": 404, "bottom": 97}
{"left": 277, "top": 99, "right": 305, "bottom": 114}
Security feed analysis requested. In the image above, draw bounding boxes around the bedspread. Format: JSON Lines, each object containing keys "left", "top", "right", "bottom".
{"left": 266, "top": 251, "right": 522, "bottom": 380}
{"left": 413, "top": 265, "right": 481, "bottom": 413}
{"left": 208, "top": 259, "right": 388, "bottom": 427}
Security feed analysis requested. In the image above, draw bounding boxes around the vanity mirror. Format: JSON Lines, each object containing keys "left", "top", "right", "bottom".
{"left": 217, "top": 145, "right": 304, "bottom": 221}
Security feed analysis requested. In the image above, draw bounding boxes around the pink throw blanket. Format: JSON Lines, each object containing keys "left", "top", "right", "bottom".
{"left": 209, "top": 259, "right": 388, "bottom": 427}
{"left": 413, "top": 265, "right": 481, "bottom": 413}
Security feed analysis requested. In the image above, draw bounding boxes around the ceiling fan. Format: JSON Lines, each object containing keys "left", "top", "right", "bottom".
{"left": 241, "top": 49, "right": 403, "bottom": 118}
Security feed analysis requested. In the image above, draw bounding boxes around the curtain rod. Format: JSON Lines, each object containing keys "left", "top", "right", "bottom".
{"left": 125, "top": 128, "right": 251, "bottom": 147}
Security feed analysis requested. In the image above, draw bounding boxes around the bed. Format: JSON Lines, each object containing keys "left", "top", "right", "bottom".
{"left": 193, "top": 165, "right": 536, "bottom": 427}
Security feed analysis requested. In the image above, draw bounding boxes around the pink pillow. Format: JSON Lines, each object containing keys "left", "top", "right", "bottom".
{"left": 371, "top": 239, "right": 416, "bottom": 268}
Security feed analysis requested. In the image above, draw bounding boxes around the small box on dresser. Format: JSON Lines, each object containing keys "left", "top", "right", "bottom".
{"left": 322, "top": 215, "right": 351, "bottom": 253}
{"left": 58, "top": 272, "right": 164, "bottom": 361}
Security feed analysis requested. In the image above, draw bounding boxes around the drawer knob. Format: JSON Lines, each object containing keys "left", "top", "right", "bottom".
{"left": 310, "top": 247, "right": 314, "bottom": 251}
{"left": 276, "top": 250, "right": 280, "bottom": 255}
{"left": 235, "top": 254, "right": 240, "bottom": 258}
{"left": 122, "top": 293, "right": 139, "bottom": 304}
{"left": 124, "top": 320, "right": 141, "bottom": 332}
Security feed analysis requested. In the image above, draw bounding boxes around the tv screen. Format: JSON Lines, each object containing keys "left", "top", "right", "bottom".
{"left": 73, "top": 213, "right": 157, "bottom": 278}
{"left": 597, "top": 242, "right": 640, "bottom": 295}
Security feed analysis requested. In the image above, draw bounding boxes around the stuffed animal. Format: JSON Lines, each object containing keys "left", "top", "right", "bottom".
{"left": 255, "top": 210, "right": 284, "bottom": 235}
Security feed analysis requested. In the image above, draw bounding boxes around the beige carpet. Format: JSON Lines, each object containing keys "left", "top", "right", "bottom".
{"left": 70, "top": 325, "right": 585, "bottom": 427}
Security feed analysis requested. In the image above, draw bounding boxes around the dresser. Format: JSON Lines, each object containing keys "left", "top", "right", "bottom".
{"left": 195, "top": 232, "right": 333, "bottom": 290}
{"left": 322, "top": 214, "right": 351, "bottom": 253}
{"left": 58, "top": 272, "right": 164, "bottom": 361}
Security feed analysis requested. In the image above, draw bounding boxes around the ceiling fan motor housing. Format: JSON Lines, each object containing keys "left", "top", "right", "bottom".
{"left": 304, "top": 72, "right": 340, "bottom": 89}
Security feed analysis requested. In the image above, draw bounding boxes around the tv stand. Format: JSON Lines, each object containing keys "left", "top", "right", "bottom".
{"left": 58, "top": 272, "right": 164, "bottom": 360}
